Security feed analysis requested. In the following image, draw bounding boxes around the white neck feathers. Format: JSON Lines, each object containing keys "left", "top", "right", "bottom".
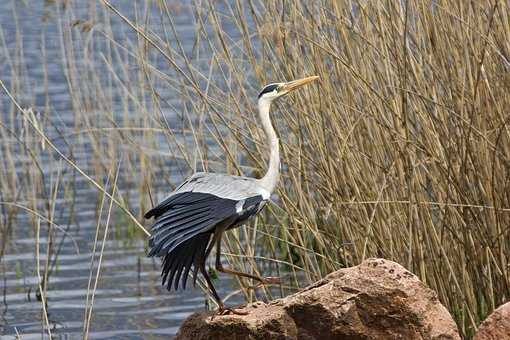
{"left": 257, "top": 98, "right": 280, "bottom": 194}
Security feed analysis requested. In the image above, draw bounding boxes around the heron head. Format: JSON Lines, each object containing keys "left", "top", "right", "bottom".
{"left": 258, "top": 75, "right": 319, "bottom": 101}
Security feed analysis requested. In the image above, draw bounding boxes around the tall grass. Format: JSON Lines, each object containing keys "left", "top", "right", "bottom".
{"left": 1, "top": 0, "right": 509, "bottom": 338}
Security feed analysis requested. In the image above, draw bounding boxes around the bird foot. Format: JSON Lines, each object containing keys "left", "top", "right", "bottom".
{"left": 210, "top": 304, "right": 249, "bottom": 319}
{"left": 219, "top": 306, "right": 249, "bottom": 316}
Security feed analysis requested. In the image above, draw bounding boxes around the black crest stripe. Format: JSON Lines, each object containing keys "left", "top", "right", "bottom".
{"left": 258, "top": 84, "right": 279, "bottom": 98}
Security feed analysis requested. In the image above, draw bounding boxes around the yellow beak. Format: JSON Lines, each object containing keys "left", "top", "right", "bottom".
{"left": 281, "top": 75, "right": 319, "bottom": 93}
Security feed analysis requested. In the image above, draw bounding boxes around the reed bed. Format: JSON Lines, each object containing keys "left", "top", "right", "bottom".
{"left": 1, "top": 0, "right": 509, "bottom": 338}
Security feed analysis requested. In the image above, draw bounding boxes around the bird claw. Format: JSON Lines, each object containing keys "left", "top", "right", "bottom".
{"left": 210, "top": 304, "right": 249, "bottom": 319}
{"left": 220, "top": 306, "right": 249, "bottom": 316}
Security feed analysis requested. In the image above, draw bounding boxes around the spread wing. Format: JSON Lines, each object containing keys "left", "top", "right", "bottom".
{"left": 145, "top": 172, "right": 268, "bottom": 290}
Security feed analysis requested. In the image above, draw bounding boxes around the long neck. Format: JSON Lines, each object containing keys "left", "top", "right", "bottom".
{"left": 257, "top": 98, "right": 280, "bottom": 193}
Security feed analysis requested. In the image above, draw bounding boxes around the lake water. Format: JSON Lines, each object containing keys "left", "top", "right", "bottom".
{"left": 0, "top": 1, "right": 247, "bottom": 338}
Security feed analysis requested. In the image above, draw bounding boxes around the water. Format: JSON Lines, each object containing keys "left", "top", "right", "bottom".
{"left": 1, "top": 233, "right": 240, "bottom": 339}
{"left": 0, "top": 1, "right": 246, "bottom": 338}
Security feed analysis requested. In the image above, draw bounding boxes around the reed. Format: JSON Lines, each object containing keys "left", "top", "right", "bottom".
{"left": 0, "top": 1, "right": 509, "bottom": 338}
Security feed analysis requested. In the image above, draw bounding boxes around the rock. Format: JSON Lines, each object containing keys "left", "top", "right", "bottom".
{"left": 175, "top": 258, "right": 460, "bottom": 340}
{"left": 474, "top": 301, "right": 510, "bottom": 340}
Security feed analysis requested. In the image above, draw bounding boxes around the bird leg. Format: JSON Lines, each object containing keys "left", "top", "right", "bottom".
{"left": 199, "top": 233, "right": 248, "bottom": 316}
{"left": 215, "top": 231, "right": 280, "bottom": 286}
{"left": 199, "top": 264, "right": 247, "bottom": 317}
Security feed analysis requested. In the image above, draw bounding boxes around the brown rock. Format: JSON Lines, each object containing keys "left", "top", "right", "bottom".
{"left": 474, "top": 301, "right": 510, "bottom": 340}
{"left": 176, "top": 258, "right": 460, "bottom": 340}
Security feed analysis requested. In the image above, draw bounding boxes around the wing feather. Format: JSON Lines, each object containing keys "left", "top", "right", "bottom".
{"left": 166, "top": 247, "right": 184, "bottom": 290}
{"left": 145, "top": 173, "right": 269, "bottom": 220}
{"left": 180, "top": 244, "right": 196, "bottom": 289}
{"left": 158, "top": 219, "right": 218, "bottom": 256}
{"left": 153, "top": 204, "right": 211, "bottom": 226}
{"left": 145, "top": 175, "right": 270, "bottom": 291}
{"left": 160, "top": 232, "right": 211, "bottom": 291}
{"left": 161, "top": 254, "right": 174, "bottom": 285}
{"left": 150, "top": 216, "right": 214, "bottom": 257}
{"left": 151, "top": 211, "right": 212, "bottom": 241}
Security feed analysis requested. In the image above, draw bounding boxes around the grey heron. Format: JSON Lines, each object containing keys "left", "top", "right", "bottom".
{"left": 145, "top": 75, "right": 319, "bottom": 313}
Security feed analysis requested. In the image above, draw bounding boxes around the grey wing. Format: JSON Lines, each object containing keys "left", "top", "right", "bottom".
{"left": 145, "top": 173, "right": 269, "bottom": 218}
{"left": 144, "top": 172, "right": 268, "bottom": 291}
{"left": 175, "top": 172, "right": 271, "bottom": 201}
